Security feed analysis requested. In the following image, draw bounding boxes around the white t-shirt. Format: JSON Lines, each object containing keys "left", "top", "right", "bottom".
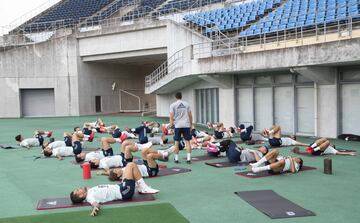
{"left": 280, "top": 137, "right": 297, "bottom": 146}
{"left": 323, "top": 146, "right": 338, "bottom": 155}
{"left": 85, "top": 151, "right": 105, "bottom": 162}
{"left": 48, "top": 141, "right": 66, "bottom": 149}
{"left": 282, "top": 157, "right": 300, "bottom": 173}
{"left": 240, "top": 149, "right": 263, "bottom": 162}
{"left": 20, "top": 138, "right": 40, "bottom": 148}
{"left": 52, "top": 147, "right": 74, "bottom": 157}
{"left": 122, "top": 164, "right": 149, "bottom": 178}
{"left": 86, "top": 185, "right": 122, "bottom": 205}
{"left": 148, "top": 137, "right": 163, "bottom": 145}
{"left": 99, "top": 155, "right": 125, "bottom": 169}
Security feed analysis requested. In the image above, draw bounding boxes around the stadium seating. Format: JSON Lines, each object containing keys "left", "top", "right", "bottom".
{"left": 183, "top": 0, "right": 282, "bottom": 33}
{"left": 240, "top": 0, "right": 360, "bottom": 37}
{"left": 24, "top": 0, "right": 114, "bottom": 31}
{"left": 159, "top": 0, "right": 224, "bottom": 14}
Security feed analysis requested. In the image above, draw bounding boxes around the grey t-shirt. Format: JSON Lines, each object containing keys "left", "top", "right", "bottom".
{"left": 169, "top": 100, "right": 191, "bottom": 128}
{"left": 148, "top": 136, "right": 163, "bottom": 145}
{"left": 240, "top": 149, "right": 263, "bottom": 162}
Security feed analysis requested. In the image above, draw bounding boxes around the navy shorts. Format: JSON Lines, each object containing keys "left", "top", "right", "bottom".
{"left": 269, "top": 138, "right": 282, "bottom": 147}
{"left": 311, "top": 150, "right": 322, "bottom": 156}
{"left": 139, "top": 136, "right": 149, "bottom": 144}
{"left": 112, "top": 128, "right": 122, "bottom": 138}
{"left": 102, "top": 148, "right": 114, "bottom": 157}
{"left": 174, "top": 128, "right": 191, "bottom": 141}
{"left": 35, "top": 135, "right": 44, "bottom": 146}
{"left": 64, "top": 136, "right": 72, "bottom": 147}
{"left": 240, "top": 126, "right": 253, "bottom": 141}
{"left": 119, "top": 179, "right": 135, "bottom": 200}
{"left": 226, "top": 142, "right": 241, "bottom": 163}
{"left": 82, "top": 128, "right": 92, "bottom": 135}
{"left": 143, "top": 160, "right": 159, "bottom": 177}
{"left": 214, "top": 131, "right": 224, "bottom": 139}
{"left": 72, "top": 141, "right": 83, "bottom": 155}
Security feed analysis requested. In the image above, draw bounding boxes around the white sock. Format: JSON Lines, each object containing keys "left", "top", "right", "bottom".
{"left": 215, "top": 142, "right": 220, "bottom": 147}
{"left": 310, "top": 143, "right": 318, "bottom": 148}
{"left": 250, "top": 156, "right": 268, "bottom": 167}
{"left": 131, "top": 128, "right": 135, "bottom": 132}
{"left": 313, "top": 146, "right": 320, "bottom": 151}
{"left": 187, "top": 153, "right": 191, "bottom": 161}
{"left": 83, "top": 135, "right": 90, "bottom": 141}
{"left": 241, "top": 129, "right": 246, "bottom": 133}
{"left": 174, "top": 154, "right": 179, "bottom": 161}
{"left": 92, "top": 129, "right": 97, "bottom": 132}
{"left": 114, "top": 138, "right": 121, "bottom": 143}
{"left": 136, "top": 178, "right": 147, "bottom": 188}
{"left": 252, "top": 165, "right": 271, "bottom": 173}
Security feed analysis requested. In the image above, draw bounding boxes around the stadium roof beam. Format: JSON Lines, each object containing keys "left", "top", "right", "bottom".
{"left": 291, "top": 67, "right": 336, "bottom": 85}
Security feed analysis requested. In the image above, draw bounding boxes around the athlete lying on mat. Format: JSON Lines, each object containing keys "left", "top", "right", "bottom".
{"left": 74, "top": 137, "right": 119, "bottom": 163}
{"left": 207, "top": 122, "right": 235, "bottom": 140}
{"left": 70, "top": 162, "right": 159, "bottom": 217}
{"left": 105, "top": 125, "right": 137, "bottom": 139}
{"left": 88, "top": 155, "right": 127, "bottom": 170}
{"left": 15, "top": 130, "right": 52, "bottom": 149}
{"left": 305, "top": 138, "right": 356, "bottom": 156}
{"left": 262, "top": 125, "right": 308, "bottom": 147}
{"left": 98, "top": 146, "right": 175, "bottom": 180}
{"left": 238, "top": 124, "right": 265, "bottom": 143}
{"left": 250, "top": 149, "right": 303, "bottom": 174}
{"left": 205, "top": 140, "right": 269, "bottom": 163}
{"left": 43, "top": 146, "right": 74, "bottom": 160}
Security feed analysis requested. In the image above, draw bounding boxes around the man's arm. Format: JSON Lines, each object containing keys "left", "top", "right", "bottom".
{"left": 188, "top": 111, "right": 193, "bottom": 130}
{"left": 96, "top": 169, "right": 110, "bottom": 176}
{"left": 169, "top": 112, "right": 174, "bottom": 127}
{"left": 250, "top": 150, "right": 261, "bottom": 161}
{"left": 90, "top": 202, "right": 100, "bottom": 216}
{"left": 289, "top": 157, "right": 296, "bottom": 173}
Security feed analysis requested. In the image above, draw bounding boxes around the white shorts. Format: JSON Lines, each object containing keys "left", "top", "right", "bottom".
{"left": 280, "top": 137, "right": 297, "bottom": 146}
{"left": 323, "top": 146, "right": 338, "bottom": 155}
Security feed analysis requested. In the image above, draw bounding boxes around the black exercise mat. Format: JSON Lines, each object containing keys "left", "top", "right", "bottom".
{"left": 235, "top": 190, "right": 315, "bottom": 219}
{"left": 0, "top": 144, "right": 22, "bottom": 149}
{"left": 182, "top": 155, "right": 225, "bottom": 162}
{"left": 205, "top": 161, "right": 250, "bottom": 168}
{"left": 37, "top": 192, "right": 155, "bottom": 210}
{"left": 291, "top": 148, "right": 356, "bottom": 157}
{"left": 156, "top": 167, "right": 191, "bottom": 177}
{"left": 235, "top": 166, "right": 316, "bottom": 178}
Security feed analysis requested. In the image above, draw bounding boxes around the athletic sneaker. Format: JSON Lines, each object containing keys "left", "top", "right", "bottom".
{"left": 163, "top": 145, "right": 175, "bottom": 155}
{"left": 88, "top": 132, "right": 95, "bottom": 142}
{"left": 306, "top": 147, "right": 314, "bottom": 155}
{"left": 186, "top": 160, "right": 191, "bottom": 164}
{"left": 119, "top": 133, "right": 127, "bottom": 143}
{"left": 136, "top": 142, "right": 153, "bottom": 151}
{"left": 159, "top": 151, "right": 169, "bottom": 162}
{"left": 174, "top": 159, "right": 179, "bottom": 164}
{"left": 138, "top": 185, "right": 159, "bottom": 194}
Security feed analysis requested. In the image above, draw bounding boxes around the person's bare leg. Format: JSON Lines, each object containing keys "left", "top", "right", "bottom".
{"left": 269, "top": 160, "right": 286, "bottom": 172}
{"left": 121, "top": 140, "right": 134, "bottom": 154}
{"left": 251, "top": 149, "right": 279, "bottom": 167}
{"left": 174, "top": 141, "right": 179, "bottom": 162}
{"left": 318, "top": 140, "right": 330, "bottom": 152}
{"left": 101, "top": 137, "right": 115, "bottom": 149}
{"left": 270, "top": 125, "right": 281, "bottom": 138}
{"left": 146, "top": 153, "right": 161, "bottom": 168}
{"left": 294, "top": 141, "right": 309, "bottom": 146}
{"left": 125, "top": 144, "right": 138, "bottom": 160}
{"left": 336, "top": 151, "right": 356, "bottom": 156}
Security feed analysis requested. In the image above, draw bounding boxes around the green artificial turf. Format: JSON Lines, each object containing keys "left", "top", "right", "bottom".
{"left": 0, "top": 203, "right": 189, "bottom": 223}
{"left": 0, "top": 115, "right": 359, "bottom": 223}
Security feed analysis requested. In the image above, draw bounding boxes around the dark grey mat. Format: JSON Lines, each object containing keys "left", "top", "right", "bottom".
{"left": 0, "top": 144, "right": 22, "bottom": 149}
{"left": 235, "top": 190, "right": 315, "bottom": 219}
{"left": 37, "top": 192, "right": 155, "bottom": 210}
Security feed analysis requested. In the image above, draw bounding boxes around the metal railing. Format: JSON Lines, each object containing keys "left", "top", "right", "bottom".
{"left": 145, "top": 47, "right": 186, "bottom": 88}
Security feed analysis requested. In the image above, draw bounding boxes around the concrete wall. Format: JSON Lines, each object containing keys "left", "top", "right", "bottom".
{"left": 78, "top": 62, "right": 157, "bottom": 115}
{"left": 317, "top": 84, "right": 338, "bottom": 138}
{"left": 156, "top": 79, "right": 236, "bottom": 127}
{"left": 0, "top": 35, "right": 79, "bottom": 117}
